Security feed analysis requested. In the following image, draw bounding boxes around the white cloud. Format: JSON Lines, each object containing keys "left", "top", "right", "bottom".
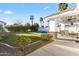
{"left": 3, "top": 18, "right": 8, "bottom": 20}
{"left": 4, "top": 10, "right": 13, "bottom": 14}
{"left": 44, "top": 6, "right": 49, "bottom": 10}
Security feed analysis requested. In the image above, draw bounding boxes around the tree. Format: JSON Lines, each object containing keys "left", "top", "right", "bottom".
{"left": 59, "top": 3, "right": 68, "bottom": 11}
{"left": 40, "top": 17, "right": 44, "bottom": 27}
{"left": 14, "top": 19, "right": 22, "bottom": 26}
{"left": 30, "top": 23, "right": 39, "bottom": 32}
{"left": 25, "top": 23, "right": 31, "bottom": 29}
{"left": 25, "top": 23, "right": 31, "bottom": 32}
{"left": 30, "top": 16, "right": 34, "bottom": 25}
{"left": 6, "top": 23, "right": 23, "bottom": 32}
{"left": 6, "top": 22, "right": 39, "bottom": 32}
{"left": 33, "top": 23, "right": 39, "bottom": 31}
{"left": 6, "top": 24, "right": 16, "bottom": 32}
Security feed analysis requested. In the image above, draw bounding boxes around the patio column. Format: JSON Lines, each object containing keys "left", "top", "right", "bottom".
{"left": 48, "top": 19, "right": 58, "bottom": 39}
{"left": 76, "top": 3, "right": 79, "bottom": 10}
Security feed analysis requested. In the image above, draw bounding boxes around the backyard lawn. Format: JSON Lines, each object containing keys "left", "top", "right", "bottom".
{"left": 16, "top": 33, "right": 41, "bottom": 37}
{"left": 0, "top": 30, "right": 53, "bottom": 55}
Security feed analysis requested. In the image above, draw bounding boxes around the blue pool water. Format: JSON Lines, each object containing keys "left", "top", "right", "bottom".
{"left": 33, "top": 31, "right": 48, "bottom": 34}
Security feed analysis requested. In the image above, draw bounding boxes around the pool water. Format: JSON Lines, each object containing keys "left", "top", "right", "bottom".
{"left": 33, "top": 32, "right": 47, "bottom": 35}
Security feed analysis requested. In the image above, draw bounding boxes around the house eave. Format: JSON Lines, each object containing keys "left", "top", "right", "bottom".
{"left": 45, "top": 8, "right": 79, "bottom": 20}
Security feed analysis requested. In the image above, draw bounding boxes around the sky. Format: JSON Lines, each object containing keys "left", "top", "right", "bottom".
{"left": 0, "top": 3, "right": 76, "bottom": 25}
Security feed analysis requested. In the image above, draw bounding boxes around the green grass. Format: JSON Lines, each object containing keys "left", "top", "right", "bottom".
{"left": 0, "top": 33, "right": 45, "bottom": 47}
{"left": 16, "top": 33, "right": 41, "bottom": 37}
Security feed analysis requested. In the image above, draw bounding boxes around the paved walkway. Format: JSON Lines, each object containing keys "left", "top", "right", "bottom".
{"left": 27, "top": 40, "right": 79, "bottom": 56}
{"left": 58, "top": 34, "right": 79, "bottom": 41}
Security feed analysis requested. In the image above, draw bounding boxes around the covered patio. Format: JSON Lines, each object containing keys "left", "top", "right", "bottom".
{"left": 45, "top": 6, "right": 79, "bottom": 39}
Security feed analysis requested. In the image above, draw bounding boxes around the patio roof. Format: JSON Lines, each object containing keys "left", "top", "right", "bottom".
{"left": 45, "top": 8, "right": 79, "bottom": 21}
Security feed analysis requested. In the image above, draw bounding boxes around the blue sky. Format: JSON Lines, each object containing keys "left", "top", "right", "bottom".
{"left": 0, "top": 3, "right": 76, "bottom": 25}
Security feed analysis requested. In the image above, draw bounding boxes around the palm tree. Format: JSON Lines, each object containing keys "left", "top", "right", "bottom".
{"left": 30, "top": 15, "right": 34, "bottom": 25}
{"left": 40, "top": 17, "right": 44, "bottom": 27}
{"left": 59, "top": 3, "right": 68, "bottom": 11}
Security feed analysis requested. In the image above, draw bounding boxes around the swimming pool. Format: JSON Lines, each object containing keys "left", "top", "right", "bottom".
{"left": 33, "top": 32, "right": 47, "bottom": 35}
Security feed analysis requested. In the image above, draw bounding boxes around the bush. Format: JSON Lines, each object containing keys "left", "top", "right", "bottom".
{"left": 15, "top": 36, "right": 32, "bottom": 47}
{"left": 6, "top": 23, "right": 39, "bottom": 32}
{"left": 41, "top": 34, "right": 53, "bottom": 41}
{"left": 0, "top": 28, "right": 7, "bottom": 40}
{"left": 0, "top": 33, "right": 32, "bottom": 47}
{"left": 0, "top": 33, "right": 19, "bottom": 47}
{"left": 15, "top": 36, "right": 32, "bottom": 55}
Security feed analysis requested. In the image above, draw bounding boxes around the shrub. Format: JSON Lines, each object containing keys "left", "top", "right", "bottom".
{"left": 1, "top": 33, "right": 16, "bottom": 40}
{"left": 15, "top": 36, "right": 32, "bottom": 55}
{"left": 41, "top": 34, "right": 53, "bottom": 41}
{"left": 0, "top": 33, "right": 32, "bottom": 47}
{"left": 6, "top": 23, "right": 39, "bottom": 32}
{"left": 15, "top": 36, "right": 32, "bottom": 47}
{"left": 0, "top": 33, "right": 19, "bottom": 47}
{"left": 0, "top": 28, "right": 6, "bottom": 40}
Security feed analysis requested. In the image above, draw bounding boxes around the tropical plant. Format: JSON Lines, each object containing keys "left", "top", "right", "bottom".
{"left": 25, "top": 23, "right": 31, "bottom": 31}
{"left": 30, "top": 15, "right": 34, "bottom": 25}
{"left": 40, "top": 17, "right": 44, "bottom": 27}
{"left": 59, "top": 3, "right": 68, "bottom": 11}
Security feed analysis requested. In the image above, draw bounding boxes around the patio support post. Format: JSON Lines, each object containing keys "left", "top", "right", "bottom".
{"left": 48, "top": 19, "right": 58, "bottom": 40}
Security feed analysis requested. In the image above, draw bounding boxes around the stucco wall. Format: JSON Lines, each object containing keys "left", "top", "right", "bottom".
{"left": 49, "top": 20, "right": 57, "bottom": 32}
{"left": 65, "top": 26, "right": 79, "bottom": 33}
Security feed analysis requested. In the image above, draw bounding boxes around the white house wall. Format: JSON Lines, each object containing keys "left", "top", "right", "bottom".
{"left": 48, "top": 19, "right": 66, "bottom": 32}
{"left": 48, "top": 18, "right": 79, "bottom": 34}
{"left": 49, "top": 20, "right": 57, "bottom": 32}
{"left": 76, "top": 3, "right": 79, "bottom": 10}
{"left": 60, "top": 23, "right": 65, "bottom": 31}
{"left": 65, "top": 26, "right": 78, "bottom": 33}
{"left": 56, "top": 18, "right": 65, "bottom": 31}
